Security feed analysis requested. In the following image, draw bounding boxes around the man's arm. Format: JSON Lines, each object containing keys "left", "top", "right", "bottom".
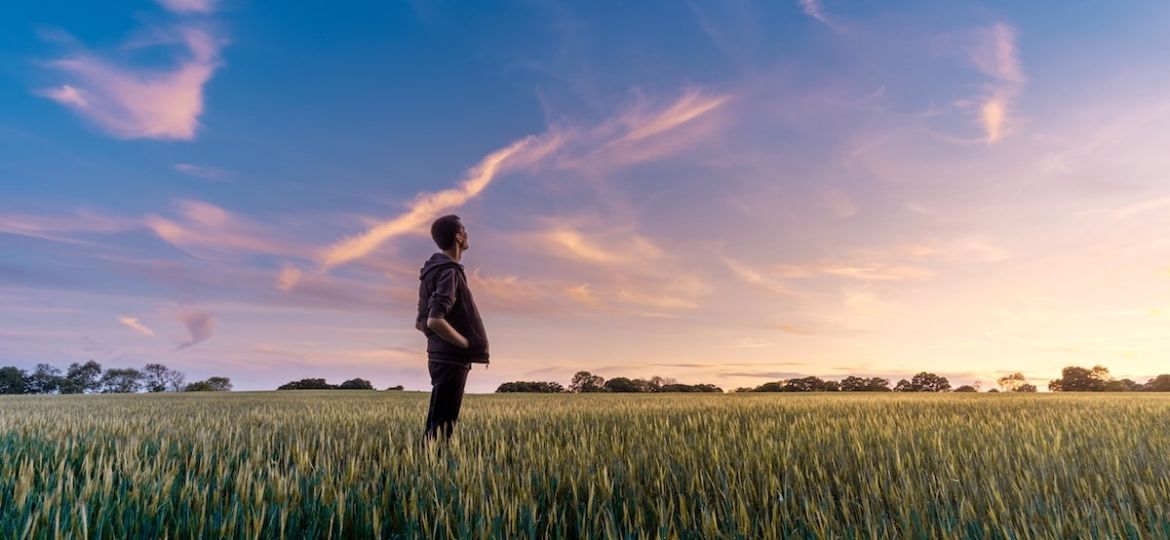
{"left": 425, "top": 267, "right": 468, "bottom": 348}
{"left": 426, "top": 317, "right": 468, "bottom": 348}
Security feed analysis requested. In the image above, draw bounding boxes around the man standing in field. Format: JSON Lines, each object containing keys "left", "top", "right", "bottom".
{"left": 416, "top": 214, "right": 490, "bottom": 447}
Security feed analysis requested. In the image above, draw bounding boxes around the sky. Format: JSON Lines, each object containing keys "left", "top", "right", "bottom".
{"left": 3, "top": 0, "right": 1170, "bottom": 393}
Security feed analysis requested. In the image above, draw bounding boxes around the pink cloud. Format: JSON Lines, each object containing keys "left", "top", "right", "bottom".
{"left": 37, "top": 26, "right": 225, "bottom": 140}
{"left": 145, "top": 199, "right": 298, "bottom": 259}
{"left": 967, "top": 22, "right": 1025, "bottom": 143}
{"left": 117, "top": 316, "right": 155, "bottom": 336}
{"left": 174, "top": 307, "right": 214, "bottom": 350}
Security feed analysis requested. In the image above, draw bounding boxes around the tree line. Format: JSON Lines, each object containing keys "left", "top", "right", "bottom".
{"left": 0, "top": 361, "right": 230, "bottom": 394}
{"left": 6, "top": 361, "right": 1168, "bottom": 395}
{"left": 0, "top": 363, "right": 413, "bottom": 394}
{"left": 496, "top": 365, "right": 1170, "bottom": 393}
{"left": 497, "top": 373, "right": 723, "bottom": 393}
{"left": 276, "top": 377, "right": 404, "bottom": 391}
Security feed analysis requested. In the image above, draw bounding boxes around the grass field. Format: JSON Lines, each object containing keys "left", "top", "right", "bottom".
{"left": 2, "top": 391, "right": 1168, "bottom": 539}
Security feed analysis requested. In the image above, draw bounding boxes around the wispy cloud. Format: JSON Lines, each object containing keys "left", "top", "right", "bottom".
{"left": 0, "top": 210, "right": 137, "bottom": 245}
{"left": 731, "top": 337, "right": 773, "bottom": 348}
{"left": 768, "top": 261, "right": 935, "bottom": 281}
{"left": 528, "top": 225, "right": 665, "bottom": 266}
{"left": 609, "top": 90, "right": 729, "bottom": 145}
{"left": 577, "top": 89, "right": 731, "bottom": 169}
{"left": 564, "top": 283, "right": 602, "bottom": 308}
{"left": 717, "top": 252, "right": 805, "bottom": 297}
{"left": 465, "top": 268, "right": 556, "bottom": 314}
{"left": 719, "top": 370, "right": 808, "bottom": 379}
{"left": 967, "top": 22, "right": 1024, "bottom": 143}
{"left": 156, "top": 0, "right": 217, "bottom": 14}
{"left": 275, "top": 264, "right": 302, "bottom": 292}
{"left": 614, "top": 288, "right": 700, "bottom": 311}
{"left": 842, "top": 288, "right": 897, "bottom": 315}
{"left": 297, "top": 87, "right": 730, "bottom": 292}
{"left": 145, "top": 199, "right": 297, "bottom": 259}
{"left": 1082, "top": 196, "right": 1170, "bottom": 221}
{"left": 798, "top": 0, "right": 830, "bottom": 26}
{"left": 117, "top": 316, "right": 155, "bottom": 336}
{"left": 2, "top": 200, "right": 302, "bottom": 264}
{"left": 173, "top": 163, "right": 232, "bottom": 180}
{"left": 173, "top": 307, "right": 213, "bottom": 350}
{"left": 769, "top": 321, "right": 872, "bottom": 336}
{"left": 37, "top": 15, "right": 225, "bottom": 140}
{"left": 316, "top": 134, "right": 565, "bottom": 272}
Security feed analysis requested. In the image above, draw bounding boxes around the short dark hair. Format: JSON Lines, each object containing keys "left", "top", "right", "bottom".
{"left": 430, "top": 214, "right": 463, "bottom": 250}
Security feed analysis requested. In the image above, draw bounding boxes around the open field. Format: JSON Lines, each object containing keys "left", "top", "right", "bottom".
{"left": 2, "top": 391, "right": 1169, "bottom": 539}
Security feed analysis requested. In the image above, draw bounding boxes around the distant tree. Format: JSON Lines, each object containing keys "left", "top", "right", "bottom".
{"left": 569, "top": 371, "right": 606, "bottom": 393}
{"left": 542, "top": 381, "right": 566, "bottom": 393}
{"left": 164, "top": 369, "right": 187, "bottom": 392}
{"left": 1144, "top": 375, "right": 1170, "bottom": 392}
{"left": 142, "top": 363, "right": 168, "bottom": 392}
{"left": 732, "top": 387, "right": 754, "bottom": 393}
{"left": 840, "top": 376, "right": 866, "bottom": 392}
{"left": 185, "top": 376, "right": 232, "bottom": 392}
{"left": 839, "top": 376, "right": 891, "bottom": 392}
{"left": 0, "top": 366, "right": 31, "bottom": 394}
{"left": 277, "top": 378, "right": 336, "bottom": 390}
{"left": 141, "top": 363, "right": 185, "bottom": 392}
{"left": 338, "top": 378, "right": 374, "bottom": 390}
{"left": 1048, "top": 365, "right": 1111, "bottom": 391}
{"left": 917, "top": 372, "right": 950, "bottom": 392}
{"left": 997, "top": 372, "right": 1029, "bottom": 392}
{"left": 781, "top": 376, "right": 840, "bottom": 392}
{"left": 954, "top": 385, "right": 978, "bottom": 392}
{"left": 385, "top": 385, "right": 405, "bottom": 391}
{"left": 1103, "top": 378, "right": 1141, "bottom": 392}
{"left": 496, "top": 382, "right": 517, "bottom": 393}
{"left": 1016, "top": 383, "right": 1037, "bottom": 392}
{"left": 894, "top": 372, "right": 951, "bottom": 392}
{"left": 60, "top": 361, "right": 103, "bottom": 394}
{"left": 753, "top": 381, "right": 785, "bottom": 392}
{"left": 603, "top": 377, "right": 640, "bottom": 393}
{"left": 99, "top": 368, "right": 144, "bottom": 393}
{"left": 27, "top": 364, "right": 63, "bottom": 394}
{"left": 496, "top": 381, "right": 566, "bottom": 393}
{"left": 632, "top": 378, "right": 658, "bottom": 393}
{"left": 657, "top": 383, "right": 718, "bottom": 392}
{"left": 650, "top": 375, "right": 676, "bottom": 389}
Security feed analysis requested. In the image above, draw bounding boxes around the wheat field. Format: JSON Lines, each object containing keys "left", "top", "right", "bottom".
{"left": 1, "top": 391, "right": 1168, "bottom": 539}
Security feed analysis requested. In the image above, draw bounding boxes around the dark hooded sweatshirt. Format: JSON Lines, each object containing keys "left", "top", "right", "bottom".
{"left": 417, "top": 252, "right": 490, "bottom": 367}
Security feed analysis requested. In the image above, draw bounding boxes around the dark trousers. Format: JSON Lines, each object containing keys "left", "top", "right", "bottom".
{"left": 424, "top": 359, "right": 471, "bottom": 444}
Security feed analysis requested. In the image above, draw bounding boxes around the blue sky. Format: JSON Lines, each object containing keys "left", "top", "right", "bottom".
{"left": 4, "top": 0, "right": 1170, "bottom": 392}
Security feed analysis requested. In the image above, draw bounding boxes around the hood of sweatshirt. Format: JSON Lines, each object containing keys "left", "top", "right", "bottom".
{"left": 419, "top": 252, "right": 463, "bottom": 281}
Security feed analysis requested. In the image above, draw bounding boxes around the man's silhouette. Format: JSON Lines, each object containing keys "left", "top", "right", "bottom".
{"left": 416, "top": 214, "right": 490, "bottom": 447}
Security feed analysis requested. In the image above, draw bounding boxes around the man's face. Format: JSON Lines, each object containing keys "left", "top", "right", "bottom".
{"left": 457, "top": 226, "right": 469, "bottom": 251}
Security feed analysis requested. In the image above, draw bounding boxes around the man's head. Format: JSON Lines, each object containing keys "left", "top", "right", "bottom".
{"left": 430, "top": 214, "right": 469, "bottom": 253}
